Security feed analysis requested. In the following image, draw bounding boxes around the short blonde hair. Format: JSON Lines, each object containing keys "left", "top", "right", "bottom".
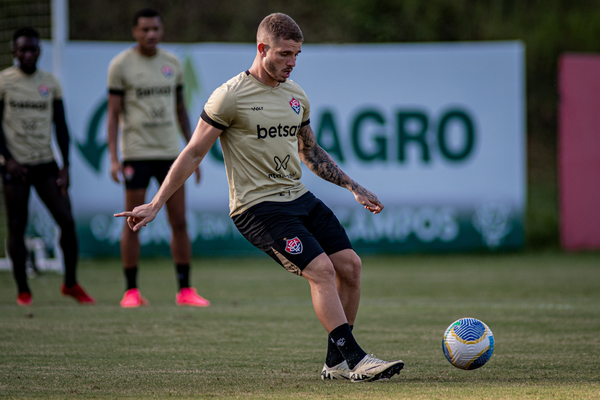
{"left": 257, "top": 13, "right": 303, "bottom": 44}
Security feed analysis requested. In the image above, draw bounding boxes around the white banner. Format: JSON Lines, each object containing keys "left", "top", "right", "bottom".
{"left": 31, "top": 40, "right": 525, "bottom": 255}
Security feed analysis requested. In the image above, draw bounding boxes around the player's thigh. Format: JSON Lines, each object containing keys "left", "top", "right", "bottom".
{"left": 307, "top": 197, "right": 353, "bottom": 256}
{"left": 123, "top": 160, "right": 153, "bottom": 191}
{"left": 232, "top": 202, "right": 324, "bottom": 276}
{"left": 29, "top": 162, "right": 75, "bottom": 227}
{"left": 1, "top": 175, "right": 31, "bottom": 233}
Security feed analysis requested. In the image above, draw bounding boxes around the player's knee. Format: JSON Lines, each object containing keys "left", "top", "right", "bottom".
{"left": 169, "top": 216, "right": 187, "bottom": 233}
{"left": 304, "top": 257, "right": 336, "bottom": 284}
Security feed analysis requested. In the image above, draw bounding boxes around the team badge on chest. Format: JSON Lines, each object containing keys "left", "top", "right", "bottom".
{"left": 284, "top": 237, "right": 303, "bottom": 254}
{"left": 289, "top": 96, "right": 301, "bottom": 115}
{"left": 38, "top": 84, "right": 50, "bottom": 97}
{"left": 161, "top": 65, "right": 174, "bottom": 78}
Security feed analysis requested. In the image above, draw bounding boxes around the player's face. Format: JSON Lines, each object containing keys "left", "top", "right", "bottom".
{"left": 13, "top": 36, "right": 40, "bottom": 74}
{"left": 133, "top": 16, "right": 163, "bottom": 53}
{"left": 263, "top": 39, "right": 302, "bottom": 84}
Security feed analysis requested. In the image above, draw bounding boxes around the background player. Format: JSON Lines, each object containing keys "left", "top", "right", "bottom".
{"left": 0, "top": 27, "right": 95, "bottom": 306}
{"left": 115, "top": 13, "right": 404, "bottom": 382}
{"left": 107, "top": 8, "right": 207, "bottom": 308}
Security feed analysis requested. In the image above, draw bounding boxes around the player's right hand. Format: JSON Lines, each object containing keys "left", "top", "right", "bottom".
{"left": 6, "top": 159, "right": 27, "bottom": 182}
{"left": 114, "top": 203, "right": 159, "bottom": 232}
{"left": 110, "top": 160, "right": 123, "bottom": 183}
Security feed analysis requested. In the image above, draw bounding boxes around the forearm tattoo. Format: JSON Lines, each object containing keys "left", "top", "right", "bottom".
{"left": 297, "top": 125, "right": 378, "bottom": 207}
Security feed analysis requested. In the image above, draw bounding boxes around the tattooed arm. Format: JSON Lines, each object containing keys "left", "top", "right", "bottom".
{"left": 297, "top": 124, "right": 384, "bottom": 214}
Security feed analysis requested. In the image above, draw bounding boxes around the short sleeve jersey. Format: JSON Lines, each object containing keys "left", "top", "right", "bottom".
{"left": 0, "top": 66, "right": 61, "bottom": 165}
{"left": 202, "top": 71, "right": 310, "bottom": 216}
{"left": 107, "top": 47, "right": 183, "bottom": 161}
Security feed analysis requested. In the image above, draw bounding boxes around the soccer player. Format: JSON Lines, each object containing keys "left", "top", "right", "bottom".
{"left": 107, "top": 8, "right": 208, "bottom": 308}
{"left": 115, "top": 13, "right": 404, "bottom": 381}
{"left": 0, "top": 27, "right": 95, "bottom": 306}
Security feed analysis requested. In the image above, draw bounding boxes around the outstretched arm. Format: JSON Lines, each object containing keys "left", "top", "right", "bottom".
{"left": 114, "top": 119, "right": 222, "bottom": 231}
{"left": 297, "top": 123, "right": 383, "bottom": 214}
{"left": 176, "top": 86, "right": 201, "bottom": 184}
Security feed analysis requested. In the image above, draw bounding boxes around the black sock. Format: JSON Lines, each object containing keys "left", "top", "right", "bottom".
{"left": 326, "top": 325, "right": 353, "bottom": 367}
{"left": 176, "top": 264, "right": 190, "bottom": 290}
{"left": 124, "top": 267, "right": 138, "bottom": 290}
{"left": 329, "top": 323, "right": 367, "bottom": 370}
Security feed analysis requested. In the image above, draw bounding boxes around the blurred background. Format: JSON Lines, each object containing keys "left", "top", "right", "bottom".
{"left": 2, "top": 0, "right": 600, "bottom": 254}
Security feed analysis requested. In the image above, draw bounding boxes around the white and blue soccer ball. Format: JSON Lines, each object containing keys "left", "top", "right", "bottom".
{"left": 442, "top": 317, "right": 494, "bottom": 370}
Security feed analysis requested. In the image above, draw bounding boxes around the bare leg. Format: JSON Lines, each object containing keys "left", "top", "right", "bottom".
{"left": 164, "top": 185, "right": 191, "bottom": 264}
{"left": 301, "top": 253, "right": 348, "bottom": 333}
{"left": 329, "top": 249, "right": 362, "bottom": 325}
{"left": 121, "top": 188, "right": 146, "bottom": 268}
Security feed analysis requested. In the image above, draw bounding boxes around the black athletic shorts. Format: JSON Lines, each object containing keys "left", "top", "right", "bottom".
{"left": 1, "top": 160, "right": 59, "bottom": 184}
{"left": 232, "top": 191, "right": 353, "bottom": 275}
{"left": 122, "top": 159, "right": 174, "bottom": 190}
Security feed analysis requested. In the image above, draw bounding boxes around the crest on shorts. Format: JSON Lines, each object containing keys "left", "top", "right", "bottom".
{"left": 123, "top": 165, "right": 135, "bottom": 181}
{"left": 284, "top": 237, "right": 303, "bottom": 254}
{"left": 289, "top": 96, "right": 301, "bottom": 115}
{"left": 161, "top": 65, "right": 174, "bottom": 78}
{"left": 38, "top": 84, "right": 50, "bottom": 97}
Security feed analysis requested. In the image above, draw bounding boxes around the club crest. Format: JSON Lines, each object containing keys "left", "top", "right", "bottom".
{"left": 284, "top": 237, "right": 303, "bottom": 254}
{"left": 123, "top": 165, "right": 135, "bottom": 181}
{"left": 161, "top": 65, "right": 174, "bottom": 78}
{"left": 289, "top": 96, "right": 301, "bottom": 115}
{"left": 38, "top": 84, "right": 50, "bottom": 97}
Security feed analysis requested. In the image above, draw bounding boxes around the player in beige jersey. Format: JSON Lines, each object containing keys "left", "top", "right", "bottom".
{"left": 116, "top": 13, "right": 404, "bottom": 382}
{"left": 0, "top": 28, "right": 94, "bottom": 306}
{"left": 107, "top": 8, "right": 208, "bottom": 308}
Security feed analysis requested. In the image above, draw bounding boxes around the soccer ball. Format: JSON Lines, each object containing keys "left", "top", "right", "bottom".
{"left": 442, "top": 317, "right": 494, "bottom": 370}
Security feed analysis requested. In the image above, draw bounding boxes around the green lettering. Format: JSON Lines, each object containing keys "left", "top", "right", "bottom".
{"left": 315, "top": 110, "right": 344, "bottom": 162}
{"left": 437, "top": 110, "right": 475, "bottom": 161}
{"left": 351, "top": 110, "right": 387, "bottom": 162}
{"left": 397, "top": 111, "right": 430, "bottom": 163}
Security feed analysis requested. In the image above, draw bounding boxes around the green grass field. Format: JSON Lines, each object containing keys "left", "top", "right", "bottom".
{"left": 1, "top": 251, "right": 599, "bottom": 399}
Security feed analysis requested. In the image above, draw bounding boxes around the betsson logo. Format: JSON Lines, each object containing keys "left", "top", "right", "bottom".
{"left": 256, "top": 124, "right": 300, "bottom": 139}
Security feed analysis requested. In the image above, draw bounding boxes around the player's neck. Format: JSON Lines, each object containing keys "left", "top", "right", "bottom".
{"left": 135, "top": 45, "right": 158, "bottom": 58}
{"left": 248, "top": 59, "right": 279, "bottom": 88}
{"left": 18, "top": 65, "right": 37, "bottom": 75}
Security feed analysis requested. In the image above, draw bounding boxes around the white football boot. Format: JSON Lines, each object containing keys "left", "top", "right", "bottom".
{"left": 349, "top": 354, "right": 404, "bottom": 382}
{"left": 321, "top": 360, "right": 351, "bottom": 380}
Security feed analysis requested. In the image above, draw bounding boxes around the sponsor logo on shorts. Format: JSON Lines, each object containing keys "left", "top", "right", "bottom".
{"left": 284, "top": 237, "right": 303, "bottom": 255}
{"left": 289, "top": 96, "right": 301, "bottom": 114}
{"left": 38, "top": 84, "right": 50, "bottom": 97}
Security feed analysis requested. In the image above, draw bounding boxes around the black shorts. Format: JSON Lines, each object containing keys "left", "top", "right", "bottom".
{"left": 1, "top": 160, "right": 59, "bottom": 185}
{"left": 232, "top": 191, "right": 353, "bottom": 275}
{"left": 122, "top": 159, "right": 174, "bottom": 190}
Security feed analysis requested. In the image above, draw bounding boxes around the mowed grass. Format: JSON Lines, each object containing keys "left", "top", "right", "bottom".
{"left": 0, "top": 251, "right": 599, "bottom": 399}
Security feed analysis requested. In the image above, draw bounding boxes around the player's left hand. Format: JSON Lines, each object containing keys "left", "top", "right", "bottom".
{"left": 353, "top": 187, "right": 384, "bottom": 214}
{"left": 57, "top": 167, "right": 70, "bottom": 196}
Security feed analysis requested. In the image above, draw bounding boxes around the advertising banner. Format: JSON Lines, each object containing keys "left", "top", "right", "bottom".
{"left": 29, "top": 41, "right": 525, "bottom": 256}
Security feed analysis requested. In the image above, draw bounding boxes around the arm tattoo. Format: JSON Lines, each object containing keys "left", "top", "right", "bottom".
{"left": 297, "top": 125, "right": 356, "bottom": 191}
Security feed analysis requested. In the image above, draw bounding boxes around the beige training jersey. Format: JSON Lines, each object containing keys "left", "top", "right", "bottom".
{"left": 0, "top": 66, "right": 61, "bottom": 165}
{"left": 107, "top": 47, "right": 183, "bottom": 161}
{"left": 202, "top": 71, "right": 311, "bottom": 216}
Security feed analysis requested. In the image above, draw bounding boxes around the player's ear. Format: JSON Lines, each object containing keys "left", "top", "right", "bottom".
{"left": 258, "top": 43, "right": 268, "bottom": 57}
